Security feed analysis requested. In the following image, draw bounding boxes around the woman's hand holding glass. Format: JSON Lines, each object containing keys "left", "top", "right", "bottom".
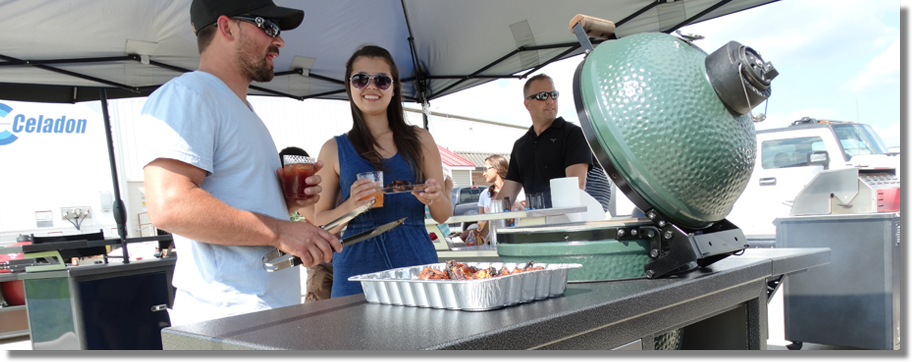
{"left": 349, "top": 177, "right": 381, "bottom": 209}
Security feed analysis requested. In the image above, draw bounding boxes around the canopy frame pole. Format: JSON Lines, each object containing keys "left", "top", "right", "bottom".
{"left": 431, "top": 40, "right": 603, "bottom": 98}
{"left": 0, "top": 55, "right": 137, "bottom": 66}
{"left": 664, "top": 0, "right": 734, "bottom": 33}
{"left": 521, "top": 44, "right": 582, "bottom": 79}
{"left": 400, "top": 0, "right": 431, "bottom": 130}
{"left": 0, "top": 53, "right": 310, "bottom": 100}
{"left": 99, "top": 89, "right": 130, "bottom": 264}
{"left": 1, "top": 53, "right": 141, "bottom": 93}
{"left": 614, "top": 1, "right": 662, "bottom": 27}
{"left": 430, "top": 48, "right": 521, "bottom": 98}
{"left": 274, "top": 69, "right": 346, "bottom": 86}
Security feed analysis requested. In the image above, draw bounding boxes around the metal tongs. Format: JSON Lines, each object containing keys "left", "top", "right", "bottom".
{"left": 263, "top": 198, "right": 405, "bottom": 272}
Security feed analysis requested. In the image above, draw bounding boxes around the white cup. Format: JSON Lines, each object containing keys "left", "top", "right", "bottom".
{"left": 550, "top": 176, "right": 582, "bottom": 222}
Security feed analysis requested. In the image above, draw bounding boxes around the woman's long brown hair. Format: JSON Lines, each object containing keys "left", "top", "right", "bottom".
{"left": 344, "top": 45, "right": 425, "bottom": 182}
{"left": 485, "top": 154, "right": 509, "bottom": 198}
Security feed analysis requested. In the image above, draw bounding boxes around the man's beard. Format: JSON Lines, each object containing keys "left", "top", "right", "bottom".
{"left": 237, "top": 37, "right": 277, "bottom": 82}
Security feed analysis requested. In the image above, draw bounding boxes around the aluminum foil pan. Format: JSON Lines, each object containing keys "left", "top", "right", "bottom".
{"left": 349, "top": 262, "right": 582, "bottom": 311}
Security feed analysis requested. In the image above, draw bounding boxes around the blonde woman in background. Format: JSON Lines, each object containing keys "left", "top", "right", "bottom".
{"left": 460, "top": 154, "right": 523, "bottom": 242}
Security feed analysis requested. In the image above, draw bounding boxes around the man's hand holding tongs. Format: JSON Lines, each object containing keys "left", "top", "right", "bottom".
{"left": 273, "top": 221, "right": 341, "bottom": 267}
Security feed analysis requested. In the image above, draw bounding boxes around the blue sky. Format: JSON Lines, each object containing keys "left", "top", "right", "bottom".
{"left": 430, "top": 0, "right": 901, "bottom": 148}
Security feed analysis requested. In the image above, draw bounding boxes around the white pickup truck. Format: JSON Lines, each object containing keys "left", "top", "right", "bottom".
{"left": 726, "top": 117, "right": 900, "bottom": 236}
{"left": 608, "top": 117, "right": 898, "bottom": 238}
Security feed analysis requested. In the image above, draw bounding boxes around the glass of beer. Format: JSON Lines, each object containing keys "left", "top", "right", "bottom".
{"left": 356, "top": 171, "right": 384, "bottom": 208}
{"left": 526, "top": 192, "right": 544, "bottom": 210}
{"left": 282, "top": 155, "right": 317, "bottom": 200}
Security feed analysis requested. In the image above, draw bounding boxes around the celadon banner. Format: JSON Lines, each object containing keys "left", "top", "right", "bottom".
{"left": 0, "top": 100, "right": 117, "bottom": 239}
{"left": 0, "top": 101, "right": 90, "bottom": 146}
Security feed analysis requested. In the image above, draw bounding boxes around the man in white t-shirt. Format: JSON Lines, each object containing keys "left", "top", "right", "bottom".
{"left": 139, "top": 0, "right": 341, "bottom": 326}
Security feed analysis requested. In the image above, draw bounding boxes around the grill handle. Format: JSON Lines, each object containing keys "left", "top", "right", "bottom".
{"left": 569, "top": 14, "right": 616, "bottom": 40}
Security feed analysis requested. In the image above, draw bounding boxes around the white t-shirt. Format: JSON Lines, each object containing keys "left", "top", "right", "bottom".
{"left": 477, "top": 187, "right": 525, "bottom": 213}
{"left": 138, "top": 71, "right": 300, "bottom": 326}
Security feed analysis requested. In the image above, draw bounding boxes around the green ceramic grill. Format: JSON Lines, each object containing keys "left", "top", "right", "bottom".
{"left": 498, "top": 17, "right": 778, "bottom": 282}
{"left": 497, "top": 219, "right": 656, "bottom": 281}
{"left": 573, "top": 32, "right": 775, "bottom": 229}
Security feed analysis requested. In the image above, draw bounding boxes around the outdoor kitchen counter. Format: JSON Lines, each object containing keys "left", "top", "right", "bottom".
{"left": 161, "top": 248, "right": 829, "bottom": 350}
{"left": 16, "top": 258, "right": 176, "bottom": 349}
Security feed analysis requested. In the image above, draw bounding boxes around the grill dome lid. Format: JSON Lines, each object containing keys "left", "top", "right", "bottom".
{"left": 573, "top": 32, "right": 775, "bottom": 229}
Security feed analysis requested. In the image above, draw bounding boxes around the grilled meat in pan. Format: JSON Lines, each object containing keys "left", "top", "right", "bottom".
{"left": 387, "top": 180, "right": 413, "bottom": 192}
{"left": 445, "top": 260, "right": 468, "bottom": 280}
{"left": 418, "top": 260, "right": 544, "bottom": 280}
{"left": 417, "top": 267, "right": 448, "bottom": 280}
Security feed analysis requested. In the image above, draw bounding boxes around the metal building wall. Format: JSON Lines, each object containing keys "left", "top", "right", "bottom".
{"left": 404, "top": 109, "right": 526, "bottom": 155}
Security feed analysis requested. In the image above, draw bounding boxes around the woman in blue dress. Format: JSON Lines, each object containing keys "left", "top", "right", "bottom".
{"left": 313, "top": 45, "right": 452, "bottom": 298}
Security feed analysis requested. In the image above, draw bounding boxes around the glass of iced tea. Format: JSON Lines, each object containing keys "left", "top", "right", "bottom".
{"left": 282, "top": 155, "right": 317, "bottom": 200}
{"left": 356, "top": 171, "right": 384, "bottom": 208}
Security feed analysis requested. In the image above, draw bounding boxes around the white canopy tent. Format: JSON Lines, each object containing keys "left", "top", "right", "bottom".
{"left": 0, "top": 0, "right": 776, "bottom": 104}
{"left": 0, "top": 0, "right": 778, "bottom": 256}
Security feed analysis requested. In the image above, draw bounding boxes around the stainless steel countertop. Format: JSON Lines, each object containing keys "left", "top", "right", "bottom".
{"left": 161, "top": 247, "right": 830, "bottom": 350}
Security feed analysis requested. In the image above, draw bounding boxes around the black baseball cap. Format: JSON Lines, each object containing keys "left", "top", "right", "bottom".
{"left": 190, "top": 0, "right": 305, "bottom": 35}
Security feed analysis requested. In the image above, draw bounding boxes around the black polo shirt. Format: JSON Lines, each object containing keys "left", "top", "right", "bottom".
{"left": 506, "top": 117, "right": 592, "bottom": 207}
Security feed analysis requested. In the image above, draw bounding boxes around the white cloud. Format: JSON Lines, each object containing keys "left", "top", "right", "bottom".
{"left": 840, "top": 37, "right": 900, "bottom": 92}
{"left": 680, "top": 0, "right": 898, "bottom": 66}
{"left": 876, "top": 122, "right": 901, "bottom": 148}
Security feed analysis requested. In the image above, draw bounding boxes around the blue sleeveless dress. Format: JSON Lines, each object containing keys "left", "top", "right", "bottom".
{"left": 331, "top": 134, "right": 438, "bottom": 298}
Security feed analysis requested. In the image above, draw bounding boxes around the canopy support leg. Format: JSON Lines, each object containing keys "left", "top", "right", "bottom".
{"left": 100, "top": 89, "right": 130, "bottom": 264}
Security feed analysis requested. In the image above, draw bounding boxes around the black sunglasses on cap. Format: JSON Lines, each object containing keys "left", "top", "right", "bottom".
{"left": 231, "top": 15, "right": 281, "bottom": 38}
{"left": 350, "top": 72, "right": 393, "bottom": 91}
{"left": 527, "top": 90, "right": 560, "bottom": 101}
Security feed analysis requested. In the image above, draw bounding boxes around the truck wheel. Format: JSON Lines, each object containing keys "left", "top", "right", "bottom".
{"left": 786, "top": 341, "right": 803, "bottom": 350}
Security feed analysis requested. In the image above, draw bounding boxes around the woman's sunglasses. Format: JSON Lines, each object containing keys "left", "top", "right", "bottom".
{"left": 231, "top": 15, "right": 281, "bottom": 38}
{"left": 527, "top": 90, "right": 560, "bottom": 101}
{"left": 350, "top": 72, "right": 393, "bottom": 90}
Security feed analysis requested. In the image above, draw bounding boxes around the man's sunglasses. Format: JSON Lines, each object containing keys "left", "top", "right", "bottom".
{"left": 231, "top": 15, "right": 281, "bottom": 38}
{"left": 350, "top": 72, "right": 393, "bottom": 91}
{"left": 527, "top": 90, "right": 560, "bottom": 101}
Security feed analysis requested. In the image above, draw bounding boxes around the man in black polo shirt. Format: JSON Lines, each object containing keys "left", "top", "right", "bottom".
{"left": 496, "top": 74, "right": 592, "bottom": 208}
